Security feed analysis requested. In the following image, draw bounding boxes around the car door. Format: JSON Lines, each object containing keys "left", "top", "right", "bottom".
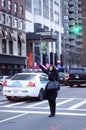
{"left": 40, "top": 74, "right": 48, "bottom": 89}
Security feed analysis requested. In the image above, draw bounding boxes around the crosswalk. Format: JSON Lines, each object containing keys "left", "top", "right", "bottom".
{"left": 0, "top": 97, "right": 86, "bottom": 116}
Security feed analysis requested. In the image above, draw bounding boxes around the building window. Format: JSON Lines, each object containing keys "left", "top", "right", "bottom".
{"left": 18, "top": 42, "right": 21, "bottom": 55}
{"left": 26, "top": 0, "right": 32, "bottom": 13}
{"left": 1, "top": 0, "right": 5, "bottom": 7}
{"left": 14, "top": 3, "right": 18, "bottom": 13}
{"left": 14, "top": 19, "right": 18, "bottom": 28}
{"left": 20, "top": 6, "right": 23, "bottom": 15}
{"left": 34, "top": 0, "right": 42, "bottom": 15}
{"left": 9, "top": 41, "right": 13, "bottom": 54}
{"left": 20, "top": 21, "right": 23, "bottom": 30}
{"left": 43, "top": 0, "right": 49, "bottom": 19}
{"left": 50, "top": 0, "right": 53, "bottom": 21}
{"left": 8, "top": 0, "right": 12, "bottom": 10}
{"left": 2, "top": 14, "right": 5, "bottom": 24}
{"left": 2, "top": 39, "right": 7, "bottom": 53}
{"left": 9, "top": 16, "right": 12, "bottom": 27}
{"left": 64, "top": 16, "right": 68, "bottom": 20}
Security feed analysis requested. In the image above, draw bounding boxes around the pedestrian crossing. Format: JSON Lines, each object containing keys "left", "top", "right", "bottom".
{"left": 0, "top": 97, "right": 86, "bottom": 124}
{"left": 0, "top": 97, "right": 86, "bottom": 111}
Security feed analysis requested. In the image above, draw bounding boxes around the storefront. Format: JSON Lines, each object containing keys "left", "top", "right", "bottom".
{"left": 0, "top": 54, "right": 26, "bottom": 76}
{"left": 26, "top": 31, "right": 58, "bottom": 68}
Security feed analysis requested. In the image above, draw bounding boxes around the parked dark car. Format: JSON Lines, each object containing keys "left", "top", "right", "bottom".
{"left": 58, "top": 72, "right": 69, "bottom": 85}
{"left": 67, "top": 67, "right": 86, "bottom": 87}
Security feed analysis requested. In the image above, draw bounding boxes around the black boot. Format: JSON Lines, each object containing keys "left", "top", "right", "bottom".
{"left": 48, "top": 114, "right": 55, "bottom": 117}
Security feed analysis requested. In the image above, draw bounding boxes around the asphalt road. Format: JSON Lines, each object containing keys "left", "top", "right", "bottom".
{"left": 0, "top": 85, "right": 86, "bottom": 130}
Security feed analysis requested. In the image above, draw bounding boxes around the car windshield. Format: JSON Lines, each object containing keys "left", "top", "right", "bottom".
{"left": 69, "top": 69, "right": 86, "bottom": 75}
{"left": 11, "top": 74, "right": 36, "bottom": 80}
{"left": 58, "top": 72, "right": 67, "bottom": 77}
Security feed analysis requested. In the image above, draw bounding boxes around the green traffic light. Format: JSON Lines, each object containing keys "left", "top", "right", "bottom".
{"left": 72, "top": 25, "right": 80, "bottom": 33}
{"left": 71, "top": 22, "right": 82, "bottom": 35}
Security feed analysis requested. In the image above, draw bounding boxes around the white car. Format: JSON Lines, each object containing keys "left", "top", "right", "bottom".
{"left": 3, "top": 72, "right": 48, "bottom": 101}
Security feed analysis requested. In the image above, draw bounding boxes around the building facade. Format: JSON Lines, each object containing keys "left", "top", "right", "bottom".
{"left": 81, "top": 0, "right": 86, "bottom": 66}
{"left": 0, "top": 0, "right": 26, "bottom": 75}
{"left": 25, "top": 0, "right": 64, "bottom": 68}
{"left": 62, "top": 0, "right": 82, "bottom": 68}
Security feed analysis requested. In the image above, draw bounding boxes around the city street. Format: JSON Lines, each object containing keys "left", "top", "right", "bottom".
{"left": 0, "top": 85, "right": 86, "bottom": 130}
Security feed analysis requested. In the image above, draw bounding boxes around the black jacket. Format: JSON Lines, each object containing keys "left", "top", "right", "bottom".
{"left": 39, "top": 64, "right": 58, "bottom": 100}
{"left": 39, "top": 64, "right": 58, "bottom": 81}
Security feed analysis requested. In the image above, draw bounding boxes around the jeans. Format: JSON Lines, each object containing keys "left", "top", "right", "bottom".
{"left": 48, "top": 99, "right": 56, "bottom": 115}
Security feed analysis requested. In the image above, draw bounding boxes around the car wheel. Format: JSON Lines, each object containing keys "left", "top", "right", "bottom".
{"left": 0, "top": 84, "right": 3, "bottom": 91}
{"left": 6, "top": 96, "right": 14, "bottom": 101}
{"left": 38, "top": 89, "right": 44, "bottom": 101}
{"left": 70, "top": 84, "right": 73, "bottom": 87}
{"left": 77, "top": 84, "right": 80, "bottom": 87}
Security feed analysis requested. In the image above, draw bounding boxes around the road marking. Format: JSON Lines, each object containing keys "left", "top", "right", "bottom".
{"left": 68, "top": 100, "right": 86, "bottom": 110}
{"left": 56, "top": 99, "right": 74, "bottom": 106}
{"left": 24, "top": 100, "right": 48, "bottom": 108}
{"left": 0, "top": 112, "right": 28, "bottom": 123}
{"left": 0, "top": 101, "right": 8, "bottom": 105}
{"left": 46, "top": 99, "right": 74, "bottom": 108}
{"left": 3, "top": 102, "right": 25, "bottom": 107}
{"left": 0, "top": 109, "right": 86, "bottom": 123}
{"left": 0, "top": 97, "right": 6, "bottom": 101}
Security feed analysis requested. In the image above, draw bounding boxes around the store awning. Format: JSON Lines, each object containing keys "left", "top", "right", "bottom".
{"left": 18, "top": 32, "right": 25, "bottom": 43}
{"left": 9, "top": 29, "right": 16, "bottom": 41}
{"left": 0, "top": 54, "right": 26, "bottom": 65}
{"left": 26, "top": 31, "right": 58, "bottom": 42}
{"left": 0, "top": 29, "right": 4, "bottom": 39}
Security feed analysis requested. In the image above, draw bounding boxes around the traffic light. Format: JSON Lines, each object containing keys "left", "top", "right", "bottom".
{"left": 71, "top": 22, "right": 82, "bottom": 35}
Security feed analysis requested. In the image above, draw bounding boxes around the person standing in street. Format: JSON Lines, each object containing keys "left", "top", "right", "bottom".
{"left": 38, "top": 64, "right": 59, "bottom": 117}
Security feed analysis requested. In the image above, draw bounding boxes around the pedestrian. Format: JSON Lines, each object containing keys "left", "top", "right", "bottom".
{"left": 38, "top": 64, "right": 59, "bottom": 117}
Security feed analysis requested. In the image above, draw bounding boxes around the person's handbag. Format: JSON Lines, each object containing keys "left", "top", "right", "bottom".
{"left": 47, "top": 81, "right": 60, "bottom": 90}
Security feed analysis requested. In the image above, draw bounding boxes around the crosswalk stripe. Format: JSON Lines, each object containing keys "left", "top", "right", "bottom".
{"left": 3, "top": 102, "right": 25, "bottom": 107}
{"left": 0, "top": 101, "right": 8, "bottom": 105}
{"left": 46, "top": 99, "right": 74, "bottom": 108}
{"left": 68, "top": 100, "right": 86, "bottom": 110}
{"left": 0, "top": 113, "right": 28, "bottom": 123}
{"left": 0, "top": 109, "right": 86, "bottom": 117}
{"left": 24, "top": 100, "right": 48, "bottom": 108}
{"left": 56, "top": 99, "right": 74, "bottom": 106}
{"left": 0, "top": 97, "right": 6, "bottom": 101}
{"left": 0, "top": 98, "right": 86, "bottom": 111}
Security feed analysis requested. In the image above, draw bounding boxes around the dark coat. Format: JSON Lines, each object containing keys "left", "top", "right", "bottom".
{"left": 39, "top": 64, "right": 58, "bottom": 100}
{"left": 44, "top": 85, "right": 58, "bottom": 100}
{"left": 39, "top": 64, "right": 58, "bottom": 81}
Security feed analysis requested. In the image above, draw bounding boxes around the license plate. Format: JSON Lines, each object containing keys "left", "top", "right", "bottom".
{"left": 13, "top": 90, "right": 19, "bottom": 93}
{"left": 75, "top": 75, "right": 79, "bottom": 78}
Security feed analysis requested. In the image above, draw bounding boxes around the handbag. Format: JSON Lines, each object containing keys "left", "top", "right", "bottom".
{"left": 47, "top": 81, "right": 60, "bottom": 90}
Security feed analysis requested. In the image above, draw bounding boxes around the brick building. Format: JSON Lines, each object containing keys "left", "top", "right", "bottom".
{"left": 0, "top": 0, "right": 26, "bottom": 75}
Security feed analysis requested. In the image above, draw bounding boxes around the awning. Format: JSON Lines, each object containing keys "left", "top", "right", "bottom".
{"left": 26, "top": 31, "right": 58, "bottom": 42}
{"left": 18, "top": 32, "right": 25, "bottom": 43}
{"left": 9, "top": 29, "right": 16, "bottom": 41}
{"left": 0, "top": 29, "right": 4, "bottom": 39}
{"left": 0, "top": 54, "right": 26, "bottom": 65}
{"left": 2, "top": 28, "right": 10, "bottom": 40}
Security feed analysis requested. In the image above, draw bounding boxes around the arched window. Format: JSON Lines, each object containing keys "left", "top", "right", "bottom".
{"left": 9, "top": 40, "right": 13, "bottom": 54}
{"left": 2, "top": 39, "right": 6, "bottom": 53}
{"left": 18, "top": 35, "right": 22, "bottom": 55}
